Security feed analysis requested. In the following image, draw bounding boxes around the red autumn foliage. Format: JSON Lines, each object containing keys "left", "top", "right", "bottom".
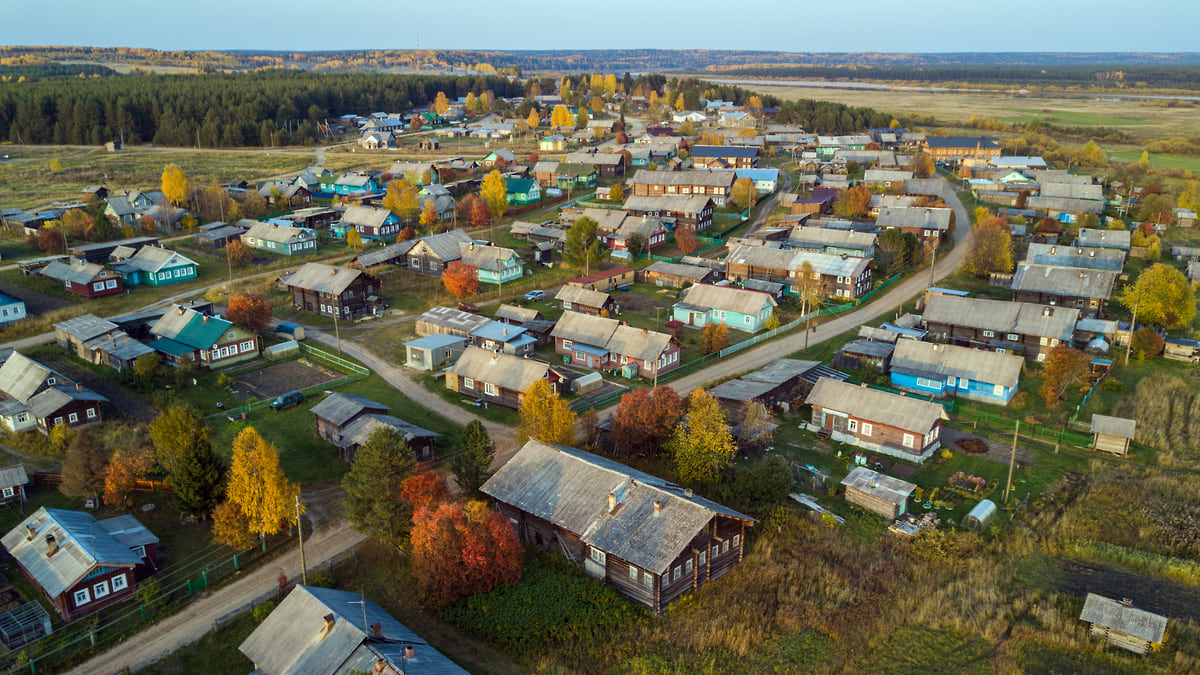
{"left": 225, "top": 292, "right": 273, "bottom": 332}
{"left": 410, "top": 501, "right": 524, "bottom": 608}
{"left": 442, "top": 261, "right": 480, "bottom": 299}
{"left": 611, "top": 386, "right": 687, "bottom": 458}
{"left": 397, "top": 225, "right": 416, "bottom": 242}
{"left": 675, "top": 224, "right": 699, "bottom": 254}
{"left": 399, "top": 466, "right": 449, "bottom": 513}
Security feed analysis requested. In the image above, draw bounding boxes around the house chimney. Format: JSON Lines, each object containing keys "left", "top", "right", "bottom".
{"left": 1043, "top": 306, "right": 1051, "bottom": 316}
{"left": 653, "top": 500, "right": 663, "bottom": 514}
{"left": 608, "top": 492, "right": 616, "bottom": 510}
{"left": 684, "top": 488, "right": 693, "bottom": 499}
{"left": 331, "top": 268, "right": 337, "bottom": 275}
{"left": 45, "top": 534, "right": 58, "bottom": 558}
{"left": 24, "top": 524, "right": 35, "bottom": 541}
{"left": 75, "top": 383, "right": 83, "bottom": 392}
{"left": 405, "top": 646, "right": 415, "bottom": 660}
{"left": 1050, "top": 246, "right": 1056, "bottom": 254}
{"left": 315, "top": 613, "right": 338, "bottom": 640}
{"left": 370, "top": 622, "right": 382, "bottom": 637}
{"left": 374, "top": 657, "right": 387, "bottom": 673}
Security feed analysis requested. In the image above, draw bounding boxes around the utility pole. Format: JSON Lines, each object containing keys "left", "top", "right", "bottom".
{"left": 333, "top": 307, "right": 342, "bottom": 354}
{"left": 928, "top": 235, "right": 937, "bottom": 290}
{"left": 1124, "top": 301, "right": 1139, "bottom": 365}
{"left": 1004, "top": 421, "right": 1019, "bottom": 505}
{"left": 295, "top": 494, "right": 307, "bottom": 585}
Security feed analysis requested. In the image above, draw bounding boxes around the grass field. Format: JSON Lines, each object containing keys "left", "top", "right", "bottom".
{"left": 1110, "top": 150, "right": 1200, "bottom": 172}
{"left": 1002, "top": 108, "right": 1157, "bottom": 127}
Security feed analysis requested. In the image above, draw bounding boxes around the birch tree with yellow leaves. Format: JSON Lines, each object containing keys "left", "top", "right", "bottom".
{"left": 224, "top": 427, "right": 300, "bottom": 540}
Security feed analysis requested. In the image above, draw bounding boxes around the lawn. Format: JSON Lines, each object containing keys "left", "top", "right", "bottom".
{"left": 418, "top": 372, "right": 520, "bottom": 426}
{"left": 1110, "top": 150, "right": 1200, "bottom": 173}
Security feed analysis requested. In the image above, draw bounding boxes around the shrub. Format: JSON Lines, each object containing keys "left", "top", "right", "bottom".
{"left": 252, "top": 600, "right": 275, "bottom": 623}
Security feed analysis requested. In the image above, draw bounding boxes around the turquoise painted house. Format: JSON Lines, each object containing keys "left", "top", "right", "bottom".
{"left": 241, "top": 221, "right": 318, "bottom": 256}
{"left": 459, "top": 243, "right": 524, "bottom": 285}
{"left": 889, "top": 340, "right": 1024, "bottom": 406}
{"left": 112, "top": 246, "right": 199, "bottom": 287}
{"left": 332, "top": 173, "right": 381, "bottom": 195}
{"left": 672, "top": 284, "right": 777, "bottom": 333}
{"left": 505, "top": 177, "right": 542, "bottom": 205}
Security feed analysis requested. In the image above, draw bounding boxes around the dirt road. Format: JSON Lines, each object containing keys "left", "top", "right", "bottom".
{"left": 72, "top": 524, "right": 367, "bottom": 675}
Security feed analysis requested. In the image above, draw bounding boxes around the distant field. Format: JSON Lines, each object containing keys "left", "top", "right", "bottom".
{"left": 1109, "top": 150, "right": 1200, "bottom": 172}
{"left": 728, "top": 81, "right": 1199, "bottom": 142}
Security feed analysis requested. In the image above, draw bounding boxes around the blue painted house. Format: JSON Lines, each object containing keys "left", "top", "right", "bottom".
{"left": 111, "top": 246, "right": 199, "bottom": 287}
{"left": 672, "top": 284, "right": 777, "bottom": 333}
{"left": 332, "top": 173, "right": 381, "bottom": 196}
{"left": 0, "top": 292, "right": 26, "bottom": 325}
{"left": 889, "top": 340, "right": 1024, "bottom": 406}
{"left": 458, "top": 243, "right": 524, "bottom": 285}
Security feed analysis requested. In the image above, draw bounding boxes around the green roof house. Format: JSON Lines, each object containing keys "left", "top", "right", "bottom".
{"left": 112, "top": 246, "right": 198, "bottom": 287}
{"left": 148, "top": 306, "right": 260, "bottom": 369}
{"left": 505, "top": 177, "right": 542, "bottom": 205}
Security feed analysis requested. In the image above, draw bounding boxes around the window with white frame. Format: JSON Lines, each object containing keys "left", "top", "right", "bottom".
{"left": 672, "top": 565, "right": 681, "bottom": 581}
{"left": 723, "top": 540, "right": 730, "bottom": 553}
{"left": 861, "top": 422, "right": 873, "bottom": 437}
{"left": 733, "top": 534, "right": 741, "bottom": 550}
{"left": 68, "top": 413, "right": 78, "bottom": 423}
{"left": 685, "top": 559, "right": 693, "bottom": 574}
{"left": 946, "top": 376, "right": 956, "bottom": 385}
{"left": 105, "top": 280, "right": 117, "bottom": 289}
{"left": 1006, "top": 333, "right": 1019, "bottom": 342}
{"left": 847, "top": 419, "right": 858, "bottom": 432}
{"left": 1051, "top": 339, "right": 1059, "bottom": 347}
{"left": 54, "top": 417, "right": 63, "bottom": 426}
{"left": 712, "top": 544, "right": 720, "bottom": 559}
{"left": 699, "top": 550, "right": 706, "bottom": 566}
{"left": 241, "top": 341, "right": 254, "bottom": 351}
{"left": 982, "top": 330, "right": 994, "bottom": 338}
{"left": 111, "top": 574, "right": 128, "bottom": 592}
{"left": 86, "top": 408, "right": 96, "bottom": 419}
{"left": 903, "top": 433, "right": 915, "bottom": 448}
{"left": 93, "top": 580, "right": 110, "bottom": 599}
{"left": 484, "top": 383, "right": 496, "bottom": 396}
{"left": 463, "top": 378, "right": 474, "bottom": 390}
{"left": 2, "top": 487, "right": 13, "bottom": 498}
{"left": 131, "top": 544, "right": 146, "bottom": 558}
{"left": 93, "top": 282, "right": 104, "bottom": 292}
{"left": 1039, "top": 337, "right": 1048, "bottom": 346}
{"left": 642, "top": 572, "right": 654, "bottom": 588}
{"left": 994, "top": 384, "right": 1004, "bottom": 396}
{"left": 1036, "top": 352, "right": 1046, "bottom": 362}
{"left": 74, "top": 588, "right": 90, "bottom": 606}
{"left": 589, "top": 547, "right": 606, "bottom": 565}
{"left": 629, "top": 566, "right": 638, "bottom": 581}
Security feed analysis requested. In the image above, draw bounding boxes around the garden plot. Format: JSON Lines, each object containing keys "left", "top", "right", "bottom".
{"left": 232, "top": 359, "right": 342, "bottom": 400}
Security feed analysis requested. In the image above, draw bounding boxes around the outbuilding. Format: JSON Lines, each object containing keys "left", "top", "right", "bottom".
{"left": 840, "top": 467, "right": 916, "bottom": 520}
{"left": 1090, "top": 414, "right": 1136, "bottom": 457}
{"left": 1080, "top": 593, "right": 1167, "bottom": 655}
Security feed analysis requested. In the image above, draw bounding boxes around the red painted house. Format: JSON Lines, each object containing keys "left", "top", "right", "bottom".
{"left": 2, "top": 508, "right": 159, "bottom": 620}
{"left": 38, "top": 259, "right": 123, "bottom": 299}
{"left": 551, "top": 311, "right": 681, "bottom": 378}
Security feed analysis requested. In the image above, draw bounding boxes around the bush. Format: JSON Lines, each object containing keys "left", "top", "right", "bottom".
{"left": 306, "top": 568, "right": 336, "bottom": 588}
{"left": 1099, "top": 378, "right": 1123, "bottom": 392}
{"left": 705, "top": 456, "right": 793, "bottom": 517}
{"left": 252, "top": 600, "right": 275, "bottom": 623}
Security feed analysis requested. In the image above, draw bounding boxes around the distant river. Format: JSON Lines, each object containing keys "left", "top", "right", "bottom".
{"left": 700, "top": 76, "right": 1200, "bottom": 102}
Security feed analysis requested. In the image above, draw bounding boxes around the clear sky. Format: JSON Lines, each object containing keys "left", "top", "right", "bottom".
{"left": 2, "top": 0, "right": 1197, "bottom": 53}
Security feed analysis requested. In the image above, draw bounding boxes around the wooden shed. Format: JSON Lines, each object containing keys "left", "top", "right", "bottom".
{"left": 840, "top": 467, "right": 916, "bottom": 520}
{"left": 1079, "top": 593, "right": 1167, "bottom": 655}
{"left": 1090, "top": 414, "right": 1135, "bottom": 457}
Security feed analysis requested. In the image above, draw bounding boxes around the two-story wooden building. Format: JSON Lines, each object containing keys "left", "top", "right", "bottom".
{"left": 631, "top": 170, "right": 735, "bottom": 207}
{"left": 405, "top": 229, "right": 474, "bottom": 276}
{"left": 1011, "top": 263, "right": 1117, "bottom": 319}
{"left": 690, "top": 145, "right": 759, "bottom": 169}
{"left": 921, "top": 294, "right": 1079, "bottom": 363}
{"left": 551, "top": 311, "right": 680, "bottom": 378}
{"left": 622, "top": 195, "right": 714, "bottom": 233}
{"left": 284, "top": 263, "right": 382, "bottom": 320}
{"left": 336, "top": 205, "right": 402, "bottom": 240}
{"left": 0, "top": 352, "right": 108, "bottom": 434}
{"left": 482, "top": 440, "right": 756, "bottom": 614}
{"left": 723, "top": 245, "right": 873, "bottom": 300}
{"left": 2, "top": 508, "right": 158, "bottom": 620}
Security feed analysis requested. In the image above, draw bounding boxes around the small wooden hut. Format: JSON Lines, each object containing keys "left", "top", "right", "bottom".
{"left": 1079, "top": 593, "right": 1167, "bottom": 655}
{"left": 1090, "top": 414, "right": 1135, "bottom": 457}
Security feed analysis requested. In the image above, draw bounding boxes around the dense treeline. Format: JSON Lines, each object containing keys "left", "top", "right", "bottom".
{"left": 0, "top": 71, "right": 524, "bottom": 147}
{"left": 0, "top": 63, "right": 116, "bottom": 81}
{"left": 709, "top": 65, "right": 1200, "bottom": 91}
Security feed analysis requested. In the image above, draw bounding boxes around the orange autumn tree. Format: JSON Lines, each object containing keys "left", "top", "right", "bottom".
{"left": 410, "top": 500, "right": 524, "bottom": 609}
{"left": 443, "top": 261, "right": 479, "bottom": 298}
{"left": 1039, "top": 346, "right": 1091, "bottom": 408}
{"left": 399, "top": 466, "right": 450, "bottom": 513}
{"left": 225, "top": 293, "right": 273, "bottom": 332}
{"left": 103, "top": 448, "right": 152, "bottom": 508}
{"left": 675, "top": 223, "right": 699, "bottom": 254}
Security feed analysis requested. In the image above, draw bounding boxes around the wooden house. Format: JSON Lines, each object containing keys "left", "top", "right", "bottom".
{"left": 1011, "top": 263, "right": 1117, "bottom": 319}
{"left": 806, "top": 378, "right": 947, "bottom": 463}
{"left": 833, "top": 339, "right": 895, "bottom": 372}
{"left": 725, "top": 245, "right": 874, "bottom": 300}
{"left": 1090, "top": 415, "right": 1136, "bottom": 457}
{"left": 284, "top": 263, "right": 382, "bottom": 320}
{"left": 458, "top": 243, "right": 525, "bottom": 286}
{"left": 785, "top": 227, "right": 876, "bottom": 258}
{"left": 563, "top": 151, "right": 627, "bottom": 177}
{"left": 404, "top": 334, "right": 467, "bottom": 371}
{"left": 111, "top": 246, "right": 198, "bottom": 287}
{"left": 922, "top": 136, "right": 1001, "bottom": 164}
{"left": 567, "top": 266, "right": 636, "bottom": 292}
{"left": 0, "top": 464, "right": 29, "bottom": 504}
{"left": 240, "top": 585, "right": 467, "bottom": 675}
{"left": 707, "top": 358, "right": 831, "bottom": 416}
{"left": 1079, "top": 594, "right": 1167, "bottom": 655}
{"left": 469, "top": 321, "right": 537, "bottom": 357}
{"left": 241, "top": 222, "right": 318, "bottom": 256}
{"left": 631, "top": 170, "right": 735, "bottom": 207}
{"left": 336, "top": 205, "right": 402, "bottom": 240}
{"left": 556, "top": 286, "right": 614, "bottom": 316}
{"left": 2, "top": 508, "right": 157, "bottom": 620}
{"left": 0, "top": 291, "right": 25, "bottom": 327}
{"left": 1076, "top": 228, "right": 1131, "bottom": 252}
{"left": 551, "top": 312, "right": 680, "bottom": 377}
{"left": 39, "top": 260, "right": 123, "bottom": 299}
{"left": 481, "top": 440, "right": 756, "bottom": 614}
{"left": 638, "top": 261, "right": 713, "bottom": 288}
{"left": 921, "top": 294, "right": 1079, "bottom": 363}
{"left": 623, "top": 195, "right": 714, "bottom": 232}
{"left": 406, "top": 230, "right": 474, "bottom": 276}
{"left": 310, "top": 393, "right": 438, "bottom": 462}
{"left": 875, "top": 207, "right": 953, "bottom": 243}
{"left": 671, "top": 284, "right": 777, "bottom": 333}
{"left": 690, "top": 145, "right": 759, "bottom": 169}
{"left": 0, "top": 352, "right": 107, "bottom": 434}
{"left": 889, "top": 340, "right": 1024, "bottom": 406}
{"left": 1023, "top": 243, "right": 1125, "bottom": 272}
{"left": 147, "top": 305, "right": 260, "bottom": 369}
{"left": 504, "top": 177, "right": 542, "bottom": 205}
{"left": 840, "top": 467, "right": 916, "bottom": 520}
{"left": 445, "top": 347, "right": 563, "bottom": 410}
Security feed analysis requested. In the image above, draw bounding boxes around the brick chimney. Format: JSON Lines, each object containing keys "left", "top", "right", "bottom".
{"left": 405, "top": 646, "right": 415, "bottom": 660}
{"left": 24, "top": 524, "right": 35, "bottom": 541}
{"left": 653, "top": 500, "right": 663, "bottom": 515}
{"left": 318, "top": 613, "right": 335, "bottom": 639}
{"left": 45, "top": 534, "right": 58, "bottom": 558}
{"left": 370, "top": 622, "right": 382, "bottom": 637}
{"left": 607, "top": 492, "right": 616, "bottom": 511}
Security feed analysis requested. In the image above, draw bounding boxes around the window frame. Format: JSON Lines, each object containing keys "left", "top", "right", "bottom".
{"left": 93, "top": 580, "right": 110, "bottom": 599}
{"left": 110, "top": 574, "right": 128, "bottom": 592}
{"left": 74, "top": 588, "right": 90, "bottom": 606}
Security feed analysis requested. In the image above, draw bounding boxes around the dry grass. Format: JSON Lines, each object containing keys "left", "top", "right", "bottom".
{"left": 1112, "top": 374, "right": 1200, "bottom": 468}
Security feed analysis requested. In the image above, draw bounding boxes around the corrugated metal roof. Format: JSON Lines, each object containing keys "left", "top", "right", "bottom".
{"left": 631, "top": 170, "right": 734, "bottom": 188}
{"left": 55, "top": 314, "right": 119, "bottom": 342}
{"left": 891, "top": 340, "right": 1023, "bottom": 389}
{"left": 0, "top": 352, "right": 56, "bottom": 404}
{"left": 1, "top": 508, "right": 145, "bottom": 599}
{"left": 284, "top": 263, "right": 370, "bottom": 296}
{"left": 1079, "top": 594, "right": 1167, "bottom": 644}
{"left": 839, "top": 339, "right": 896, "bottom": 359}
{"left": 243, "top": 222, "right": 315, "bottom": 245}
{"left": 482, "top": 441, "right": 754, "bottom": 574}
{"left": 550, "top": 312, "right": 671, "bottom": 362}
{"left": 840, "top": 466, "right": 916, "bottom": 505}
{"left": 677, "top": 284, "right": 775, "bottom": 315}
{"left": 309, "top": 393, "right": 388, "bottom": 428}
{"left": 1076, "top": 228, "right": 1131, "bottom": 249}
{"left": 1090, "top": 414, "right": 1136, "bottom": 439}
{"left": 471, "top": 322, "right": 529, "bottom": 343}
{"left": 708, "top": 378, "right": 777, "bottom": 402}
{"left": 555, "top": 286, "right": 610, "bottom": 309}
{"left": 1012, "top": 264, "right": 1117, "bottom": 299}
{"left": 339, "top": 414, "right": 439, "bottom": 450}
{"left": 98, "top": 514, "right": 160, "bottom": 549}
{"left": 150, "top": 306, "right": 235, "bottom": 350}
{"left": 354, "top": 239, "right": 418, "bottom": 268}
{"left": 623, "top": 194, "right": 712, "bottom": 214}
{"left": 787, "top": 227, "right": 876, "bottom": 252}
{"left": 807, "top": 378, "right": 945, "bottom": 433}
{"left": 1026, "top": 196, "right": 1104, "bottom": 215}
{"left": 340, "top": 205, "right": 393, "bottom": 229}
{"left": 1039, "top": 183, "right": 1103, "bottom": 201}
{"left": 923, "top": 294, "right": 1078, "bottom": 341}
{"left": 448, "top": 347, "right": 552, "bottom": 393}
{"left": 0, "top": 465, "right": 28, "bottom": 490}
{"left": 410, "top": 229, "right": 473, "bottom": 262}
{"left": 1024, "top": 243, "right": 1125, "bottom": 271}
{"left": 876, "top": 207, "right": 952, "bottom": 231}
{"left": 240, "top": 585, "right": 468, "bottom": 675}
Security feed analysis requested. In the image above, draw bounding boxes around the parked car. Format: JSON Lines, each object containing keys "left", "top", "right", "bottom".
{"left": 457, "top": 302, "right": 479, "bottom": 313}
{"left": 269, "top": 391, "right": 304, "bottom": 410}
{"left": 524, "top": 290, "right": 546, "bottom": 301}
